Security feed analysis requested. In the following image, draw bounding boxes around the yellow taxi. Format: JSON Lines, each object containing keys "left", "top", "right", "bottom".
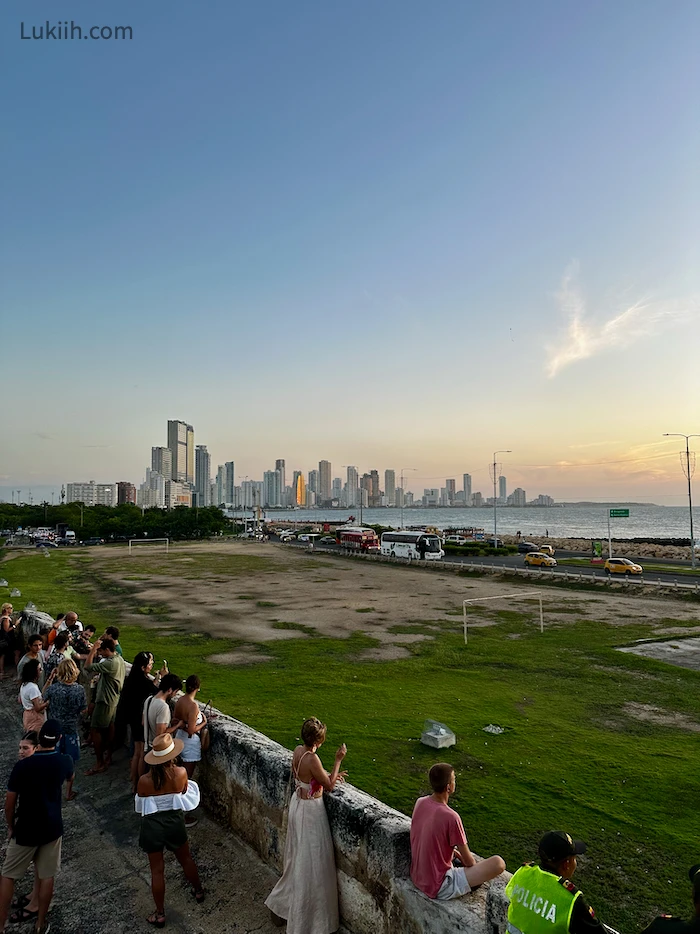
{"left": 524, "top": 551, "right": 557, "bottom": 568}
{"left": 604, "top": 557, "right": 643, "bottom": 576}
{"left": 539, "top": 544, "right": 555, "bottom": 557}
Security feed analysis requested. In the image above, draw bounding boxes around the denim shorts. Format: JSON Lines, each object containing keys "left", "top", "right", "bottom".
{"left": 60, "top": 732, "right": 81, "bottom": 763}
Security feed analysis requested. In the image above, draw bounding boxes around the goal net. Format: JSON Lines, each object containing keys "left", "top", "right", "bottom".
{"left": 462, "top": 591, "right": 544, "bottom": 644}
{"left": 128, "top": 538, "right": 169, "bottom": 556}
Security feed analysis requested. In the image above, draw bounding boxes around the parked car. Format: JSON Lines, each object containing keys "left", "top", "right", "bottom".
{"left": 444, "top": 535, "right": 469, "bottom": 546}
{"left": 517, "top": 541, "right": 539, "bottom": 553}
{"left": 318, "top": 536, "right": 336, "bottom": 545}
{"left": 487, "top": 538, "right": 504, "bottom": 548}
{"left": 80, "top": 537, "right": 105, "bottom": 546}
{"left": 524, "top": 551, "right": 557, "bottom": 568}
{"left": 35, "top": 540, "right": 58, "bottom": 548}
{"left": 539, "top": 544, "right": 555, "bottom": 557}
{"left": 604, "top": 557, "right": 643, "bottom": 576}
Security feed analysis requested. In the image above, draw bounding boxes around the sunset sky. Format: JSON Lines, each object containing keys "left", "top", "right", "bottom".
{"left": 3, "top": 0, "right": 699, "bottom": 504}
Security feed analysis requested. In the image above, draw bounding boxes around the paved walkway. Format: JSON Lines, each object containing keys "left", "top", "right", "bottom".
{"left": 0, "top": 679, "right": 282, "bottom": 934}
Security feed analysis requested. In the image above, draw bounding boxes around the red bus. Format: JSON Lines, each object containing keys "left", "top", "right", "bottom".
{"left": 335, "top": 526, "right": 380, "bottom": 553}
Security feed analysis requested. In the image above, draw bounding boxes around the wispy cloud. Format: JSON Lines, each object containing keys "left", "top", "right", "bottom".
{"left": 545, "top": 263, "right": 698, "bottom": 378}
{"left": 34, "top": 432, "right": 53, "bottom": 441}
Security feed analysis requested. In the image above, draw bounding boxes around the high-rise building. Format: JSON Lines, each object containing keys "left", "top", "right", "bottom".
{"left": 345, "top": 466, "right": 358, "bottom": 506}
{"left": 214, "top": 465, "right": 226, "bottom": 506}
{"left": 446, "top": 479, "right": 456, "bottom": 504}
{"left": 66, "top": 482, "right": 117, "bottom": 507}
{"left": 138, "top": 469, "right": 165, "bottom": 508}
{"left": 463, "top": 473, "right": 472, "bottom": 504}
{"left": 499, "top": 475, "right": 507, "bottom": 503}
{"left": 292, "top": 471, "right": 306, "bottom": 506}
{"left": 369, "top": 470, "right": 380, "bottom": 507}
{"left": 117, "top": 482, "right": 137, "bottom": 506}
{"left": 240, "top": 480, "right": 255, "bottom": 508}
{"left": 152, "top": 447, "right": 173, "bottom": 480}
{"left": 332, "top": 477, "right": 342, "bottom": 502}
{"left": 361, "top": 473, "right": 373, "bottom": 504}
{"left": 422, "top": 488, "right": 440, "bottom": 506}
{"left": 318, "top": 461, "right": 331, "bottom": 504}
{"left": 224, "top": 462, "right": 235, "bottom": 504}
{"left": 275, "top": 460, "right": 286, "bottom": 497}
{"left": 263, "top": 470, "right": 283, "bottom": 507}
{"left": 195, "top": 446, "right": 211, "bottom": 507}
{"left": 384, "top": 470, "right": 396, "bottom": 507}
{"left": 165, "top": 480, "right": 192, "bottom": 509}
{"left": 508, "top": 487, "right": 527, "bottom": 507}
{"left": 472, "top": 491, "right": 483, "bottom": 507}
{"left": 395, "top": 487, "right": 404, "bottom": 508}
{"left": 167, "top": 420, "right": 194, "bottom": 483}
{"left": 307, "top": 469, "right": 319, "bottom": 494}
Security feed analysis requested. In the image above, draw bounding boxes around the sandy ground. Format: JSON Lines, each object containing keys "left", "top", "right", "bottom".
{"left": 84, "top": 541, "right": 700, "bottom": 664}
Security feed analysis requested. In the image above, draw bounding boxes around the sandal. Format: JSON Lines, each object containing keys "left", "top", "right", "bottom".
{"left": 146, "top": 913, "right": 165, "bottom": 928}
{"left": 67, "top": 791, "right": 79, "bottom": 801}
{"left": 192, "top": 889, "right": 205, "bottom": 903}
{"left": 10, "top": 906, "right": 38, "bottom": 923}
{"left": 85, "top": 767, "right": 106, "bottom": 776}
{"left": 11, "top": 894, "right": 30, "bottom": 910}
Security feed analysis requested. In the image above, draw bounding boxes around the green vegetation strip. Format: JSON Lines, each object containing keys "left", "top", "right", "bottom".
{"left": 2, "top": 550, "right": 699, "bottom": 930}
{"left": 558, "top": 558, "right": 700, "bottom": 577}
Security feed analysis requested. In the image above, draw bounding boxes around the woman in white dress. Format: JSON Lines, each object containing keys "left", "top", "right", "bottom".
{"left": 265, "top": 717, "right": 348, "bottom": 934}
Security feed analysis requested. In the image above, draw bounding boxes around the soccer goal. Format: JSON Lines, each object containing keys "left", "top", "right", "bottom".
{"left": 128, "top": 538, "right": 170, "bottom": 556}
{"left": 462, "top": 591, "right": 544, "bottom": 645}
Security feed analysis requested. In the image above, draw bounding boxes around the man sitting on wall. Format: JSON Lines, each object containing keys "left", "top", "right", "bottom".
{"left": 410, "top": 762, "right": 505, "bottom": 900}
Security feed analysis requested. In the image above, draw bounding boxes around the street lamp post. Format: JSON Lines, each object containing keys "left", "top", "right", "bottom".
{"left": 399, "top": 468, "right": 417, "bottom": 530}
{"left": 491, "top": 450, "right": 511, "bottom": 546}
{"left": 663, "top": 433, "right": 699, "bottom": 569}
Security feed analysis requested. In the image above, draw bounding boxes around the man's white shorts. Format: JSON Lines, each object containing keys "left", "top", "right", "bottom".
{"left": 437, "top": 866, "right": 471, "bottom": 900}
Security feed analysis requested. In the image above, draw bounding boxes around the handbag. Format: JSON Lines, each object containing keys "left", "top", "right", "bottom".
{"left": 198, "top": 700, "right": 213, "bottom": 753}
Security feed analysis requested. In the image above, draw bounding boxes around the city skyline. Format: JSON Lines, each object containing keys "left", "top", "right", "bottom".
{"left": 3, "top": 3, "right": 699, "bottom": 506}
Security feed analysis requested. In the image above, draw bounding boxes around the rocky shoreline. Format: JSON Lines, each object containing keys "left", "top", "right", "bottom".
{"left": 500, "top": 534, "right": 694, "bottom": 562}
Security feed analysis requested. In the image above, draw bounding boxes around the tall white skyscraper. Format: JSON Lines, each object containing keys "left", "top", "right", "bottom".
{"left": 318, "top": 460, "right": 331, "bottom": 503}
{"left": 215, "top": 465, "right": 226, "bottom": 506}
{"left": 384, "top": 470, "right": 396, "bottom": 507}
{"left": 463, "top": 473, "right": 472, "bottom": 505}
{"left": 307, "top": 469, "right": 319, "bottom": 494}
{"left": 195, "top": 445, "right": 211, "bottom": 507}
{"left": 275, "top": 460, "right": 286, "bottom": 503}
{"left": 499, "top": 475, "right": 507, "bottom": 503}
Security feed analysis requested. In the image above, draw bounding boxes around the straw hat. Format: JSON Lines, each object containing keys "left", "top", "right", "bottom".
{"left": 144, "top": 733, "right": 184, "bottom": 766}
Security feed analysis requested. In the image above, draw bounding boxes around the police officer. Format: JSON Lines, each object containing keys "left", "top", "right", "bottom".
{"left": 642, "top": 864, "right": 700, "bottom": 934}
{"left": 506, "top": 831, "right": 605, "bottom": 934}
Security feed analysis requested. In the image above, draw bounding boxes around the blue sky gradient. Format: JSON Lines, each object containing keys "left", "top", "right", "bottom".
{"left": 3, "top": 1, "right": 699, "bottom": 502}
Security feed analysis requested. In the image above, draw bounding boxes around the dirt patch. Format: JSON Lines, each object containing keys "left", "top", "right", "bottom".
{"left": 622, "top": 702, "right": 700, "bottom": 732}
{"left": 618, "top": 637, "right": 700, "bottom": 672}
{"left": 82, "top": 541, "right": 700, "bottom": 659}
{"left": 356, "top": 645, "right": 412, "bottom": 661}
{"left": 207, "top": 649, "right": 274, "bottom": 666}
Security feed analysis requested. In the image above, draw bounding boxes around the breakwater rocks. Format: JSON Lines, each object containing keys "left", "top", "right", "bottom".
{"left": 501, "top": 536, "right": 693, "bottom": 562}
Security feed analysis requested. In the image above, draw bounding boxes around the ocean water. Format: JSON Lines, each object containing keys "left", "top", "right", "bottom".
{"left": 242, "top": 504, "right": 699, "bottom": 541}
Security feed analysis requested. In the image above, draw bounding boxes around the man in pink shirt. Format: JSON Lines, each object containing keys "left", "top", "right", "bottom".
{"left": 410, "top": 762, "right": 505, "bottom": 900}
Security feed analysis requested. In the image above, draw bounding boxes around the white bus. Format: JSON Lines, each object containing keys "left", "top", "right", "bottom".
{"left": 381, "top": 531, "right": 444, "bottom": 561}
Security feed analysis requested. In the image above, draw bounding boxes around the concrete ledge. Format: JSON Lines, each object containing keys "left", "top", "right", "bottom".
{"left": 198, "top": 709, "right": 510, "bottom": 934}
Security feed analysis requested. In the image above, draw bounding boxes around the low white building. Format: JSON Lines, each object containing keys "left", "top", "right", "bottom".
{"left": 66, "top": 481, "right": 117, "bottom": 507}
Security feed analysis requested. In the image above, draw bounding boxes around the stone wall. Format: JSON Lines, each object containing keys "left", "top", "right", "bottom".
{"left": 198, "top": 709, "right": 510, "bottom": 934}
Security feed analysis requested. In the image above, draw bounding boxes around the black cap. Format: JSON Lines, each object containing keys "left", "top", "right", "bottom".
{"left": 539, "top": 831, "right": 587, "bottom": 863}
{"left": 39, "top": 719, "right": 62, "bottom": 746}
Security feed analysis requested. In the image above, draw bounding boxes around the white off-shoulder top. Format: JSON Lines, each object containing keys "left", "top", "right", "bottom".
{"left": 134, "top": 779, "right": 200, "bottom": 815}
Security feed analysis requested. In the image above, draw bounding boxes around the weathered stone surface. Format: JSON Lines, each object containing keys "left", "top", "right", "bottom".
{"left": 198, "top": 708, "right": 512, "bottom": 934}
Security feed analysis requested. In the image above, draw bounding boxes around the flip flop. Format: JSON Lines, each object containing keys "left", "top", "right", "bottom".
{"left": 10, "top": 906, "right": 38, "bottom": 923}
{"left": 67, "top": 791, "right": 79, "bottom": 801}
{"left": 146, "top": 913, "right": 165, "bottom": 928}
{"left": 11, "top": 894, "right": 30, "bottom": 910}
{"left": 192, "top": 889, "right": 205, "bottom": 903}
{"left": 85, "top": 767, "right": 106, "bottom": 776}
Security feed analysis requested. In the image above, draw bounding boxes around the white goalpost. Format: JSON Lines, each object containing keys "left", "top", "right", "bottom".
{"left": 462, "top": 591, "right": 544, "bottom": 645}
{"left": 128, "top": 538, "right": 170, "bottom": 556}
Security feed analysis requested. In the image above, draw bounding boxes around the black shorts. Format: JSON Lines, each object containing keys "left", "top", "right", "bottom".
{"left": 139, "top": 811, "right": 188, "bottom": 854}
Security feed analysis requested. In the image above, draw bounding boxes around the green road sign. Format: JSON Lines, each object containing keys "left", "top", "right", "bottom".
{"left": 609, "top": 508, "right": 630, "bottom": 518}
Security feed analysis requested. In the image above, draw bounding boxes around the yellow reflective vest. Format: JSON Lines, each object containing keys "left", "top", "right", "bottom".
{"left": 506, "top": 864, "right": 581, "bottom": 934}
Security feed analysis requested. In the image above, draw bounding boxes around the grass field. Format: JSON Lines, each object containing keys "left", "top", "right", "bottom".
{"left": 2, "top": 546, "right": 699, "bottom": 930}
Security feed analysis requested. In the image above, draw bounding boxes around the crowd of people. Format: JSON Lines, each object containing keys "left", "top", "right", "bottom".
{"left": 0, "top": 604, "right": 207, "bottom": 932}
{"left": 2, "top": 601, "right": 699, "bottom": 934}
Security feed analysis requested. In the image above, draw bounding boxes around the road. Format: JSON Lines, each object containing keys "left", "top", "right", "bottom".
{"left": 284, "top": 539, "right": 699, "bottom": 587}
